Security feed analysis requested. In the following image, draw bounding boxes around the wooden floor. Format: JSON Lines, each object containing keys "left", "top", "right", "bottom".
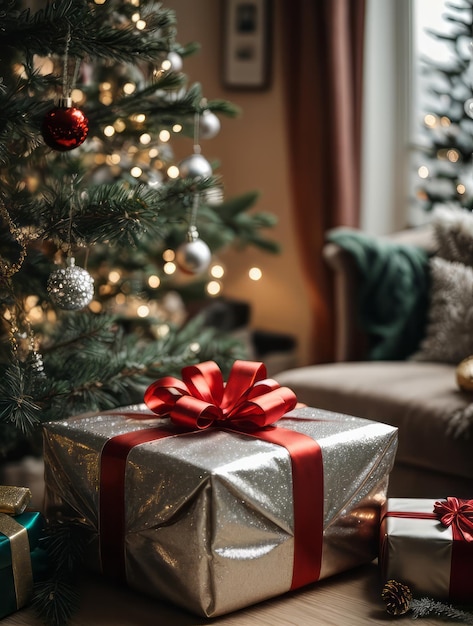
{"left": 4, "top": 562, "right": 455, "bottom": 626}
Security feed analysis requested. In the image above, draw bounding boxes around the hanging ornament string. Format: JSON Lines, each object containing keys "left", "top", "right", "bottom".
{"left": 63, "top": 179, "right": 91, "bottom": 274}
{"left": 178, "top": 110, "right": 212, "bottom": 179}
{"left": 189, "top": 185, "right": 200, "bottom": 232}
{"left": 175, "top": 112, "right": 212, "bottom": 275}
{"left": 186, "top": 121, "right": 204, "bottom": 238}
{"left": 183, "top": 193, "right": 206, "bottom": 246}
{"left": 193, "top": 108, "right": 201, "bottom": 156}
{"left": 62, "top": 26, "right": 70, "bottom": 98}
{"left": 61, "top": 26, "right": 81, "bottom": 101}
{"left": 63, "top": 25, "right": 72, "bottom": 96}
{"left": 65, "top": 176, "right": 75, "bottom": 260}
{"left": 47, "top": 177, "right": 94, "bottom": 310}
{"left": 41, "top": 26, "right": 89, "bottom": 152}
{"left": 175, "top": 177, "right": 211, "bottom": 274}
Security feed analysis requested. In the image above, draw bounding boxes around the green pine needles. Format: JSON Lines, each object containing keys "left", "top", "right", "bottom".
{"left": 0, "top": 0, "right": 278, "bottom": 460}
{"left": 32, "top": 519, "right": 87, "bottom": 626}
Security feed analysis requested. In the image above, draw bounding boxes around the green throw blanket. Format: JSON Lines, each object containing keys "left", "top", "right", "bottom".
{"left": 327, "top": 229, "right": 431, "bottom": 360}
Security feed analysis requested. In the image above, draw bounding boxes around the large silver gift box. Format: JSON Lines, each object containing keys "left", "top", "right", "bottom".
{"left": 43, "top": 405, "right": 397, "bottom": 617}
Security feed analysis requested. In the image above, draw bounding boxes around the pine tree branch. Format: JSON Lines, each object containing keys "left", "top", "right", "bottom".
{"left": 33, "top": 580, "right": 81, "bottom": 626}
{"left": 411, "top": 597, "right": 473, "bottom": 623}
{"left": 0, "top": 1, "right": 177, "bottom": 64}
{"left": 0, "top": 311, "right": 247, "bottom": 430}
{"left": 0, "top": 362, "right": 42, "bottom": 434}
{"left": 32, "top": 519, "right": 87, "bottom": 626}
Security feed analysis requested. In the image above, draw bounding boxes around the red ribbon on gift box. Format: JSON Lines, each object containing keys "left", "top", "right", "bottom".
{"left": 99, "top": 360, "right": 324, "bottom": 592}
{"left": 435, "top": 497, "right": 473, "bottom": 602}
{"left": 384, "top": 498, "right": 473, "bottom": 602}
{"left": 434, "top": 497, "right": 473, "bottom": 543}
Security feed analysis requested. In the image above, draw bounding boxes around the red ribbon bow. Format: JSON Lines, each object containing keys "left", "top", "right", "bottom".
{"left": 434, "top": 497, "right": 473, "bottom": 542}
{"left": 144, "top": 360, "right": 297, "bottom": 431}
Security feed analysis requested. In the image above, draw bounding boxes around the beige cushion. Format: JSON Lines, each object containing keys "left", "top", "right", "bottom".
{"left": 275, "top": 361, "right": 473, "bottom": 482}
{"left": 411, "top": 257, "right": 473, "bottom": 364}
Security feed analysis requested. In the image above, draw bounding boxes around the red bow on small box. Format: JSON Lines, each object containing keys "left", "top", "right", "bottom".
{"left": 434, "top": 497, "right": 473, "bottom": 542}
{"left": 144, "top": 360, "right": 297, "bottom": 431}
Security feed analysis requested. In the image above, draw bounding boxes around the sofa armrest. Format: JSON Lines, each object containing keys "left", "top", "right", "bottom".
{"left": 323, "top": 242, "right": 367, "bottom": 361}
{"left": 324, "top": 225, "right": 436, "bottom": 362}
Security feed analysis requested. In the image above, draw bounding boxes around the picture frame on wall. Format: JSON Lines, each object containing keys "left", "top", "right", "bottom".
{"left": 221, "top": 0, "right": 273, "bottom": 90}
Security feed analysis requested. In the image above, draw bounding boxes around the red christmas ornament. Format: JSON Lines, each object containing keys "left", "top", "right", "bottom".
{"left": 41, "top": 97, "right": 89, "bottom": 152}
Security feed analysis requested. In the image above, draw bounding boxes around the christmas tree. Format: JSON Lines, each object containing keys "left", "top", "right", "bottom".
{"left": 0, "top": 0, "right": 278, "bottom": 461}
{"left": 413, "top": 0, "right": 473, "bottom": 213}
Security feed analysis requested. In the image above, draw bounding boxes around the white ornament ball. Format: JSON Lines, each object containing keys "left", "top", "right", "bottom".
{"left": 165, "top": 51, "right": 183, "bottom": 72}
{"left": 47, "top": 258, "right": 94, "bottom": 310}
{"left": 178, "top": 153, "right": 212, "bottom": 179}
{"left": 465, "top": 98, "right": 473, "bottom": 119}
{"left": 176, "top": 238, "right": 212, "bottom": 274}
{"left": 199, "top": 110, "right": 221, "bottom": 139}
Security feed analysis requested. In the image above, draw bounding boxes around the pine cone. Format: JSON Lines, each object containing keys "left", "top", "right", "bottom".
{"left": 382, "top": 579, "right": 413, "bottom": 615}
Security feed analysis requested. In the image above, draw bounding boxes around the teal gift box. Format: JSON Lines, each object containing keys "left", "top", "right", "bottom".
{"left": 0, "top": 504, "right": 46, "bottom": 619}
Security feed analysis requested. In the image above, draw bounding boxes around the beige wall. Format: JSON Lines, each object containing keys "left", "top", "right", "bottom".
{"left": 166, "top": 0, "right": 312, "bottom": 366}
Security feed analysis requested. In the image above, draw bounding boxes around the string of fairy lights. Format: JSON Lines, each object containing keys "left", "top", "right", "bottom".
{"left": 416, "top": 112, "right": 465, "bottom": 194}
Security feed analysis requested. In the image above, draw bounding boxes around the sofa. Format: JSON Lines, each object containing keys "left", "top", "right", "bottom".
{"left": 275, "top": 215, "right": 473, "bottom": 498}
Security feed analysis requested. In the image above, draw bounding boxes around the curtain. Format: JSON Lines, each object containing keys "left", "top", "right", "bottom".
{"left": 282, "top": 0, "right": 366, "bottom": 363}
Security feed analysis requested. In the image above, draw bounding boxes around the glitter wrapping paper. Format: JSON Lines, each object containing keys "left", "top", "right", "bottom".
{"left": 380, "top": 498, "right": 473, "bottom": 603}
{"left": 0, "top": 486, "right": 31, "bottom": 515}
{"left": 43, "top": 405, "right": 397, "bottom": 617}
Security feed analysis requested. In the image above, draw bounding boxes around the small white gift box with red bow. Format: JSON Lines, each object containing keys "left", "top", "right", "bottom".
{"left": 43, "top": 360, "right": 398, "bottom": 617}
{"left": 380, "top": 497, "right": 473, "bottom": 603}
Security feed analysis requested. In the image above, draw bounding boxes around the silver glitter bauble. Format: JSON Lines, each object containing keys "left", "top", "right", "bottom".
{"left": 199, "top": 110, "right": 221, "bottom": 139}
{"left": 178, "top": 153, "right": 212, "bottom": 179}
{"left": 176, "top": 237, "right": 212, "bottom": 274}
{"left": 47, "top": 257, "right": 94, "bottom": 310}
